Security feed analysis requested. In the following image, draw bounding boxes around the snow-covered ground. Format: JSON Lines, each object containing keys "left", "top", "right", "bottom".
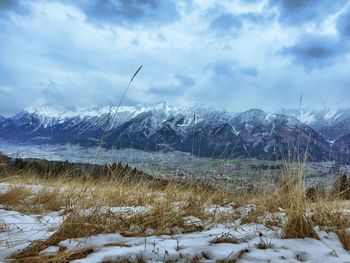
{"left": 0, "top": 209, "right": 62, "bottom": 261}
{"left": 59, "top": 226, "right": 350, "bottom": 263}
{"left": 1, "top": 183, "right": 350, "bottom": 262}
{"left": 1, "top": 208, "right": 350, "bottom": 262}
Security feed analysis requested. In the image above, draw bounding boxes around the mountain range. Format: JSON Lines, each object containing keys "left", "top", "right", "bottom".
{"left": 0, "top": 103, "right": 349, "bottom": 163}
{"left": 281, "top": 108, "right": 350, "bottom": 142}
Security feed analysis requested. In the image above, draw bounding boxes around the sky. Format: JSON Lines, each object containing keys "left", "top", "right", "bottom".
{"left": 1, "top": 0, "right": 350, "bottom": 116}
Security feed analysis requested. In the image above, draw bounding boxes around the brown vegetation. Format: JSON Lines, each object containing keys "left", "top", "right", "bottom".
{"left": 1, "top": 155, "right": 350, "bottom": 261}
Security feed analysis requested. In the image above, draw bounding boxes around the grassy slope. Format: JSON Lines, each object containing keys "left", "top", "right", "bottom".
{"left": 1, "top": 155, "right": 350, "bottom": 261}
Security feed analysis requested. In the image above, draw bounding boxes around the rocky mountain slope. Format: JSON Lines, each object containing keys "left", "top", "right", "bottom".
{"left": 0, "top": 103, "right": 340, "bottom": 162}
{"left": 283, "top": 108, "right": 350, "bottom": 142}
{"left": 0, "top": 116, "right": 5, "bottom": 124}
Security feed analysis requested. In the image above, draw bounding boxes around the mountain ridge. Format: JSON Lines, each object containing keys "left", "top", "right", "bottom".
{"left": 0, "top": 103, "right": 344, "bottom": 162}
{"left": 282, "top": 108, "right": 350, "bottom": 142}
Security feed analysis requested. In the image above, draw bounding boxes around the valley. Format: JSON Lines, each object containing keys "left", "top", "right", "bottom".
{"left": 1, "top": 141, "right": 348, "bottom": 190}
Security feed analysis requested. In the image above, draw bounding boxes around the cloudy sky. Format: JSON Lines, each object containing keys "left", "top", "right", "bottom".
{"left": 1, "top": 0, "right": 350, "bottom": 116}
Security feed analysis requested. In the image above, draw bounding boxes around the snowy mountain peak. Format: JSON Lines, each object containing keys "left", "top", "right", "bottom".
{"left": 0, "top": 104, "right": 342, "bottom": 161}
{"left": 22, "top": 103, "right": 236, "bottom": 126}
{"left": 23, "top": 103, "right": 175, "bottom": 119}
{"left": 235, "top": 109, "right": 277, "bottom": 124}
{"left": 284, "top": 108, "right": 349, "bottom": 125}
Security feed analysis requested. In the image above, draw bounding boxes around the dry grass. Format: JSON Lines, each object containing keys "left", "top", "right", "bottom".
{"left": 3, "top": 161, "right": 350, "bottom": 261}
{"left": 280, "top": 164, "right": 319, "bottom": 240}
{"left": 5, "top": 174, "right": 237, "bottom": 262}
{"left": 0, "top": 186, "right": 32, "bottom": 206}
{"left": 311, "top": 200, "right": 350, "bottom": 231}
{"left": 336, "top": 229, "right": 350, "bottom": 251}
{"left": 308, "top": 199, "right": 350, "bottom": 250}
{"left": 12, "top": 247, "right": 95, "bottom": 263}
{"left": 283, "top": 214, "right": 319, "bottom": 239}
{"left": 210, "top": 234, "right": 244, "bottom": 244}
{"left": 31, "top": 189, "right": 64, "bottom": 212}
{"left": 254, "top": 232, "right": 273, "bottom": 249}
{"left": 0, "top": 184, "right": 65, "bottom": 214}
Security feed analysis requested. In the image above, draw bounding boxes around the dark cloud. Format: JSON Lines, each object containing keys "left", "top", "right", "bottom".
{"left": 0, "top": 0, "right": 17, "bottom": 9}
{"left": 238, "top": 12, "right": 271, "bottom": 24}
{"left": 174, "top": 74, "right": 195, "bottom": 87}
{"left": 209, "top": 13, "right": 242, "bottom": 35}
{"left": 281, "top": 10, "right": 350, "bottom": 70}
{"left": 337, "top": 10, "right": 350, "bottom": 38}
{"left": 269, "top": 0, "right": 347, "bottom": 26}
{"left": 66, "top": 0, "right": 181, "bottom": 27}
{"left": 211, "top": 60, "right": 258, "bottom": 79}
{"left": 239, "top": 0, "right": 263, "bottom": 4}
{"left": 207, "top": 7, "right": 273, "bottom": 37}
{"left": 148, "top": 86, "right": 185, "bottom": 96}
{"left": 282, "top": 34, "right": 347, "bottom": 69}
{"left": 148, "top": 73, "right": 195, "bottom": 97}
{"left": 0, "top": 0, "right": 30, "bottom": 19}
{"left": 239, "top": 66, "right": 258, "bottom": 77}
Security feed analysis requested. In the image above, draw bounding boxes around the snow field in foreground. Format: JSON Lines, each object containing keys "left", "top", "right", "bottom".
{"left": 1, "top": 182, "right": 350, "bottom": 262}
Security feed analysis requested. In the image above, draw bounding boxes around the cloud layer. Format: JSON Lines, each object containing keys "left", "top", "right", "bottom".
{"left": 0, "top": 0, "right": 350, "bottom": 116}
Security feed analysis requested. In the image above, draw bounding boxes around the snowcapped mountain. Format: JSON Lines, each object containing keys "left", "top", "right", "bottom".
{"left": 228, "top": 109, "right": 330, "bottom": 160}
{"left": 23, "top": 103, "right": 179, "bottom": 129}
{"left": 0, "top": 103, "right": 338, "bottom": 161}
{"left": 0, "top": 116, "right": 5, "bottom": 124}
{"left": 282, "top": 108, "right": 350, "bottom": 142}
